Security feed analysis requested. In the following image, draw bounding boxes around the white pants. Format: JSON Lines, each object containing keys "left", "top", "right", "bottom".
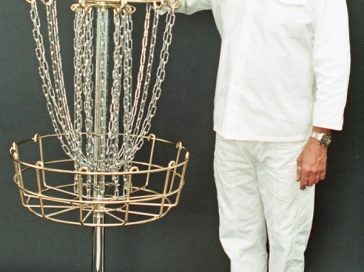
{"left": 214, "top": 134, "right": 315, "bottom": 272}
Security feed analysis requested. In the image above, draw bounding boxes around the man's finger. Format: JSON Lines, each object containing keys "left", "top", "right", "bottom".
{"left": 300, "top": 173, "right": 309, "bottom": 190}
{"left": 319, "top": 170, "right": 326, "bottom": 181}
{"left": 297, "top": 166, "right": 302, "bottom": 181}
{"left": 309, "top": 174, "right": 320, "bottom": 186}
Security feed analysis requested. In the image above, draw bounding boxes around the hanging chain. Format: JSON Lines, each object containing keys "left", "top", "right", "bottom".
{"left": 134, "top": 9, "right": 176, "bottom": 153}
{"left": 46, "top": 1, "right": 77, "bottom": 157}
{"left": 92, "top": 7, "right": 110, "bottom": 198}
{"left": 118, "top": 7, "right": 176, "bottom": 165}
{"left": 73, "top": 6, "right": 95, "bottom": 195}
{"left": 28, "top": 0, "right": 77, "bottom": 162}
{"left": 107, "top": 9, "right": 126, "bottom": 196}
{"left": 83, "top": 9, "right": 96, "bottom": 170}
{"left": 73, "top": 6, "right": 86, "bottom": 169}
{"left": 72, "top": 7, "right": 84, "bottom": 192}
{"left": 130, "top": 4, "right": 152, "bottom": 130}
{"left": 106, "top": 9, "right": 124, "bottom": 168}
{"left": 130, "top": 5, "right": 159, "bottom": 143}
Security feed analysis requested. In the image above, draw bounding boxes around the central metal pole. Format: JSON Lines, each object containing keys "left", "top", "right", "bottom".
{"left": 93, "top": 213, "right": 105, "bottom": 272}
{"left": 92, "top": 6, "right": 109, "bottom": 272}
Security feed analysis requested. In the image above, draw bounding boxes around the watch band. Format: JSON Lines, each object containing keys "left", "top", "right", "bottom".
{"left": 311, "top": 132, "right": 332, "bottom": 147}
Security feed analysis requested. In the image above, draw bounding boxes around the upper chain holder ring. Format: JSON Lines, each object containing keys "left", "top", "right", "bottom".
{"left": 23, "top": 0, "right": 182, "bottom": 12}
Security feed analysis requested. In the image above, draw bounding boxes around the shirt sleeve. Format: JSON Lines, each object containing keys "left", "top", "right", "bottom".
{"left": 176, "top": 0, "right": 212, "bottom": 14}
{"left": 312, "top": 0, "right": 351, "bottom": 131}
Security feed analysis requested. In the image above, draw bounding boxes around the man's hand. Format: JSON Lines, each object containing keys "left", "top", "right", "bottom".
{"left": 296, "top": 137, "right": 328, "bottom": 190}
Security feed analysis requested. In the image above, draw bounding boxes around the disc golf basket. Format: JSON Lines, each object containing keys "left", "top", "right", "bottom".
{"left": 10, "top": 1, "right": 189, "bottom": 271}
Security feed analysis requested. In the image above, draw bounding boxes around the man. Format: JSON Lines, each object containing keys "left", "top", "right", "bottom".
{"left": 175, "top": 0, "right": 351, "bottom": 271}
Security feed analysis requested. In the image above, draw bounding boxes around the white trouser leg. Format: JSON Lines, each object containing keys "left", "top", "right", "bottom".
{"left": 214, "top": 136, "right": 268, "bottom": 272}
{"left": 214, "top": 136, "right": 315, "bottom": 272}
{"left": 257, "top": 142, "right": 315, "bottom": 272}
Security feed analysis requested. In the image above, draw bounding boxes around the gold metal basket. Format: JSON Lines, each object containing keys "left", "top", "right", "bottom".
{"left": 10, "top": 134, "right": 189, "bottom": 227}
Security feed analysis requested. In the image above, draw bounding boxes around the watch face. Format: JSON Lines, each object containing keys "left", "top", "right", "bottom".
{"left": 321, "top": 134, "right": 332, "bottom": 146}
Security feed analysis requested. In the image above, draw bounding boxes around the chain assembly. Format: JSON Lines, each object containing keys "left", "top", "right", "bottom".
{"left": 26, "top": 0, "right": 178, "bottom": 200}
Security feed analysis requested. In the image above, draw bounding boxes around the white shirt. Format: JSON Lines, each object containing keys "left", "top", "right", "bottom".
{"left": 178, "top": 0, "right": 351, "bottom": 141}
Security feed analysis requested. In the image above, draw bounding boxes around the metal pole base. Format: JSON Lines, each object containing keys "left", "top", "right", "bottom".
{"left": 92, "top": 213, "right": 105, "bottom": 272}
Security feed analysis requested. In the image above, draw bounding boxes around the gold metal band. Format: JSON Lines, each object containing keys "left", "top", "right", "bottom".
{"left": 25, "top": 0, "right": 181, "bottom": 11}
{"left": 71, "top": 0, "right": 181, "bottom": 13}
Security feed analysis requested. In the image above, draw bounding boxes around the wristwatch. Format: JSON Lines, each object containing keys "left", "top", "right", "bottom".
{"left": 311, "top": 131, "right": 332, "bottom": 147}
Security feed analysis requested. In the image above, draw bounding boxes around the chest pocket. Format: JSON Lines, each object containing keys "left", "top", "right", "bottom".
{"left": 268, "top": 0, "right": 310, "bottom": 39}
